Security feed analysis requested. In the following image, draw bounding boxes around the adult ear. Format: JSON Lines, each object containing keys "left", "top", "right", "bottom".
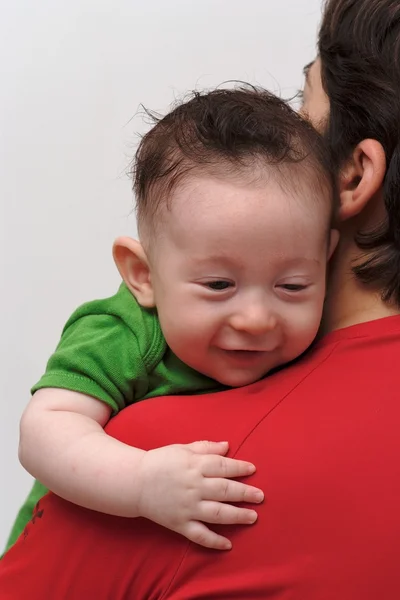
{"left": 338, "top": 139, "right": 386, "bottom": 222}
{"left": 112, "top": 236, "right": 155, "bottom": 307}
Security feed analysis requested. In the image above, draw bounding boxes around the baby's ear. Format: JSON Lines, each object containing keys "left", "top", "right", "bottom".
{"left": 112, "top": 236, "right": 155, "bottom": 308}
{"left": 328, "top": 229, "right": 340, "bottom": 260}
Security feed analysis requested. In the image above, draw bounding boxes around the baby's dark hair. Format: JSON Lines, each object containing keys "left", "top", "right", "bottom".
{"left": 132, "top": 86, "right": 336, "bottom": 234}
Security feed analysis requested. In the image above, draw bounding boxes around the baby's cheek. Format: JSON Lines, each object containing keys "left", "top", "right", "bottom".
{"left": 292, "top": 304, "right": 323, "bottom": 347}
{"left": 159, "top": 307, "right": 204, "bottom": 354}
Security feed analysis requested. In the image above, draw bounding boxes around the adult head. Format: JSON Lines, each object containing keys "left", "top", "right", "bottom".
{"left": 302, "top": 0, "right": 400, "bottom": 330}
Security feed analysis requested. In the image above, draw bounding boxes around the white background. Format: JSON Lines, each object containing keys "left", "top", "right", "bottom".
{"left": 0, "top": 0, "right": 322, "bottom": 547}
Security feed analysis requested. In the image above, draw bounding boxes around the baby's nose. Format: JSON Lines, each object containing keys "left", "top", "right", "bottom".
{"left": 230, "top": 304, "right": 277, "bottom": 335}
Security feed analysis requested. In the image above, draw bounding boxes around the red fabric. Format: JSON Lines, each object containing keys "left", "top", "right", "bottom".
{"left": 2, "top": 316, "right": 400, "bottom": 599}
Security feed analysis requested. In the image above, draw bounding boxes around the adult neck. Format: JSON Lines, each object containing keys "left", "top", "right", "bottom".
{"left": 322, "top": 238, "right": 400, "bottom": 334}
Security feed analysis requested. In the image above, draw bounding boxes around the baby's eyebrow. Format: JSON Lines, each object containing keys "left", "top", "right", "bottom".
{"left": 190, "top": 254, "right": 234, "bottom": 264}
{"left": 277, "top": 256, "right": 322, "bottom": 270}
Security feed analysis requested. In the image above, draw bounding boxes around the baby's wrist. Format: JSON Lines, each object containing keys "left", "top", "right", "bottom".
{"left": 129, "top": 448, "right": 149, "bottom": 518}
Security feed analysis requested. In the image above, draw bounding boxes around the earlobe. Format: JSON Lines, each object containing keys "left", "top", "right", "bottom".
{"left": 112, "top": 236, "right": 155, "bottom": 308}
{"left": 338, "top": 139, "right": 386, "bottom": 221}
{"left": 328, "top": 229, "right": 340, "bottom": 260}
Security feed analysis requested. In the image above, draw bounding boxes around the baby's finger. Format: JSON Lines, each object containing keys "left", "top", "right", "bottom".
{"left": 203, "top": 478, "right": 264, "bottom": 504}
{"left": 201, "top": 455, "right": 256, "bottom": 478}
{"left": 197, "top": 501, "right": 258, "bottom": 526}
{"left": 181, "top": 521, "right": 232, "bottom": 551}
{"left": 184, "top": 440, "right": 229, "bottom": 456}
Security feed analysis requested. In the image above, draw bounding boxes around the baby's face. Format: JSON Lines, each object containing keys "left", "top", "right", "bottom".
{"left": 147, "top": 172, "right": 334, "bottom": 387}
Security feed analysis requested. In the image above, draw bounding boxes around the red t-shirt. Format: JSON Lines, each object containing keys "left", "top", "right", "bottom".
{"left": 2, "top": 316, "right": 400, "bottom": 599}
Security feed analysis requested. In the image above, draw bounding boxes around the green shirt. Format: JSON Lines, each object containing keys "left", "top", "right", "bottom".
{"left": 4, "top": 283, "right": 222, "bottom": 553}
{"left": 32, "top": 282, "right": 220, "bottom": 410}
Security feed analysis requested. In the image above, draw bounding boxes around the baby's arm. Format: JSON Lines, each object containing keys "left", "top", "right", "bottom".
{"left": 19, "top": 388, "right": 264, "bottom": 550}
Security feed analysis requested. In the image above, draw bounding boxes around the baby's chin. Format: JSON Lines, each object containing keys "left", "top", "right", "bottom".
{"left": 212, "top": 368, "right": 272, "bottom": 389}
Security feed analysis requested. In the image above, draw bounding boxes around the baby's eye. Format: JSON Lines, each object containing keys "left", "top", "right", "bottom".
{"left": 279, "top": 283, "right": 308, "bottom": 292}
{"left": 204, "top": 280, "right": 234, "bottom": 291}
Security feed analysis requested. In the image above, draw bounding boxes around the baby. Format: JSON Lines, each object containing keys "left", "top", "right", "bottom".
{"left": 13, "top": 86, "right": 338, "bottom": 553}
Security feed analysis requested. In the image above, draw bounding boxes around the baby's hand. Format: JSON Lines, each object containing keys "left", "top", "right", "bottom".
{"left": 136, "top": 441, "right": 263, "bottom": 550}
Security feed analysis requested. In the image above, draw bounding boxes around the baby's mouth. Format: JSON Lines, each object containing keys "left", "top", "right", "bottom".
{"left": 220, "top": 349, "right": 267, "bottom": 360}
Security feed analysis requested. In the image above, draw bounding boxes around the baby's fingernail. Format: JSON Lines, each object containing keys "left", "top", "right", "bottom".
{"left": 248, "top": 511, "right": 258, "bottom": 523}
{"left": 247, "top": 464, "right": 256, "bottom": 473}
{"left": 254, "top": 491, "right": 264, "bottom": 502}
{"left": 223, "top": 540, "right": 232, "bottom": 550}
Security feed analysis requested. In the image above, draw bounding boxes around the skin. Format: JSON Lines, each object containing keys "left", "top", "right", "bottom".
{"left": 301, "top": 58, "right": 399, "bottom": 332}
{"left": 18, "top": 160, "right": 336, "bottom": 553}
{"left": 9, "top": 51, "right": 400, "bottom": 597}
{"left": 117, "top": 170, "right": 336, "bottom": 387}
{"left": 19, "top": 65, "right": 398, "bottom": 556}
{"left": 301, "top": 58, "right": 330, "bottom": 134}
{"left": 19, "top": 66, "right": 397, "bottom": 555}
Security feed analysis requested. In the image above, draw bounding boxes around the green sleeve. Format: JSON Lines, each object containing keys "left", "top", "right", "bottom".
{"left": 3, "top": 480, "right": 48, "bottom": 555}
{"left": 4, "top": 287, "right": 165, "bottom": 556}
{"left": 31, "top": 284, "right": 166, "bottom": 413}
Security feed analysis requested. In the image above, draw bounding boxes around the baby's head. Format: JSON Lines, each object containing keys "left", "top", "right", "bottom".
{"left": 114, "top": 87, "right": 337, "bottom": 387}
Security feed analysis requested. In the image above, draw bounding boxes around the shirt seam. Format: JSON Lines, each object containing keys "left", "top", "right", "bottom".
{"left": 62, "top": 310, "right": 152, "bottom": 403}
{"left": 31, "top": 372, "right": 120, "bottom": 413}
{"left": 159, "top": 341, "right": 341, "bottom": 597}
{"left": 142, "top": 314, "right": 167, "bottom": 373}
{"left": 231, "top": 341, "right": 341, "bottom": 459}
{"left": 318, "top": 326, "right": 400, "bottom": 348}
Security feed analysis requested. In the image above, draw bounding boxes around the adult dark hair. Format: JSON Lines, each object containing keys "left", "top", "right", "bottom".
{"left": 319, "top": 0, "right": 400, "bottom": 304}
{"left": 133, "top": 86, "right": 335, "bottom": 232}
